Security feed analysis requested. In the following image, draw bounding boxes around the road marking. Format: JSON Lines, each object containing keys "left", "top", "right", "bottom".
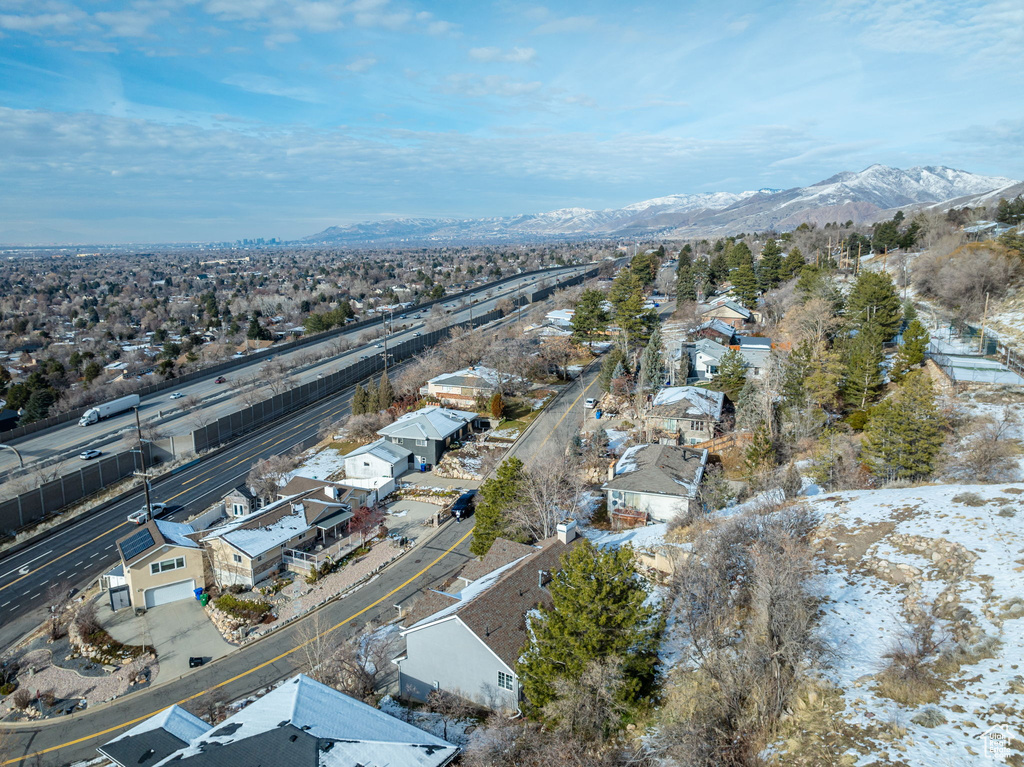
{"left": 0, "top": 601, "right": 9, "bottom": 607}
{"left": 55, "top": 571, "right": 66, "bottom": 577}
{"left": 0, "top": 549, "right": 53, "bottom": 581}
{"left": 530, "top": 363, "right": 600, "bottom": 456}
{"left": 89, "top": 552, "right": 100, "bottom": 559}
{"left": 28, "top": 593, "right": 40, "bottom": 600}
{"left": 2, "top": 525, "right": 476, "bottom": 766}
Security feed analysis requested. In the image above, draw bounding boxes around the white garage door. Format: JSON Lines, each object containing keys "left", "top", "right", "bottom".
{"left": 144, "top": 579, "right": 196, "bottom": 608}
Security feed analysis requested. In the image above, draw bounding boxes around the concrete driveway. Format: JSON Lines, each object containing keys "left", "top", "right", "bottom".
{"left": 101, "top": 597, "right": 235, "bottom": 685}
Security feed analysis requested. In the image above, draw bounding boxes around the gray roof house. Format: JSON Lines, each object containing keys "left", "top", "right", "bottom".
{"left": 377, "top": 406, "right": 483, "bottom": 467}
{"left": 603, "top": 444, "right": 708, "bottom": 525}
{"left": 343, "top": 438, "right": 414, "bottom": 479}
{"left": 97, "top": 674, "right": 459, "bottom": 767}
{"left": 396, "top": 522, "right": 581, "bottom": 711}
{"left": 642, "top": 387, "right": 726, "bottom": 445}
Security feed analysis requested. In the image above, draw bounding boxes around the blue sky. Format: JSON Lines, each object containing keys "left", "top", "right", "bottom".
{"left": 1, "top": 0, "right": 1021, "bottom": 243}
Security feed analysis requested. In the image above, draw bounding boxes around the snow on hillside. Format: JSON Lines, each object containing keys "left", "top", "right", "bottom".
{"left": 811, "top": 482, "right": 1024, "bottom": 765}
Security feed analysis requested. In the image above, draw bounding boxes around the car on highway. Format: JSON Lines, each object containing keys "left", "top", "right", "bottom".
{"left": 79, "top": 449, "right": 102, "bottom": 460}
{"left": 127, "top": 503, "right": 168, "bottom": 525}
{"left": 169, "top": 392, "right": 184, "bottom": 400}
{"left": 584, "top": 398, "right": 598, "bottom": 409}
{"left": 360, "top": 355, "right": 368, "bottom": 360}
{"left": 375, "top": 343, "right": 383, "bottom": 348}
{"left": 214, "top": 376, "right": 227, "bottom": 384}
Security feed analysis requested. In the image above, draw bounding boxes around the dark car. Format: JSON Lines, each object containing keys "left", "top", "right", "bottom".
{"left": 451, "top": 490, "right": 477, "bottom": 521}
{"left": 214, "top": 376, "right": 227, "bottom": 384}
{"left": 189, "top": 656, "right": 205, "bottom": 668}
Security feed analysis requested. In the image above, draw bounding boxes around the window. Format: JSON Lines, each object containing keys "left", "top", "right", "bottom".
{"left": 232, "top": 503, "right": 245, "bottom": 516}
{"left": 689, "top": 420, "right": 703, "bottom": 432}
{"left": 149, "top": 556, "right": 186, "bottom": 575}
{"left": 416, "top": 439, "right": 427, "bottom": 447}
{"left": 497, "top": 671, "right": 515, "bottom": 691}
{"left": 363, "top": 461, "right": 370, "bottom": 467}
{"left": 232, "top": 554, "right": 242, "bottom": 563}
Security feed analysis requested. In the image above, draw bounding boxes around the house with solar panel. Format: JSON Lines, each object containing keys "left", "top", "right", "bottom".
{"left": 97, "top": 674, "right": 459, "bottom": 767}
{"left": 107, "top": 519, "right": 205, "bottom": 610}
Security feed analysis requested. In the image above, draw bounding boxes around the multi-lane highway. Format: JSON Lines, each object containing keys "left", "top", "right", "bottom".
{"left": 0, "top": 264, "right": 591, "bottom": 479}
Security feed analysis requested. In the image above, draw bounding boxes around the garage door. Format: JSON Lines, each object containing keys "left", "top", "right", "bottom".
{"left": 144, "top": 579, "right": 196, "bottom": 608}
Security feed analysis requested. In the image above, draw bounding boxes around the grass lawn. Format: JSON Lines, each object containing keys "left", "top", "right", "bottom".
{"left": 328, "top": 439, "right": 361, "bottom": 455}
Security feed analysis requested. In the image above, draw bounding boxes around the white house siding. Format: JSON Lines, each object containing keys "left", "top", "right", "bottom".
{"left": 606, "top": 489, "right": 690, "bottom": 524}
{"left": 399, "top": 616, "right": 519, "bottom": 711}
{"left": 345, "top": 452, "right": 398, "bottom": 480}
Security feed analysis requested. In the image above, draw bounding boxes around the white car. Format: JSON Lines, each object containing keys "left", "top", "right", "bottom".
{"left": 584, "top": 398, "right": 598, "bottom": 409}
{"left": 128, "top": 503, "right": 168, "bottom": 525}
{"left": 79, "top": 449, "right": 102, "bottom": 460}
{"left": 169, "top": 392, "right": 184, "bottom": 400}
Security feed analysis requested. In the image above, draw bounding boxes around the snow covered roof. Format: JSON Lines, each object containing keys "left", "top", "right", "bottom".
{"left": 377, "top": 406, "right": 477, "bottom": 442}
{"left": 201, "top": 494, "right": 311, "bottom": 557}
{"left": 545, "top": 308, "right": 575, "bottom": 326}
{"left": 98, "top": 704, "right": 210, "bottom": 767}
{"left": 344, "top": 437, "right": 413, "bottom": 465}
{"left": 650, "top": 386, "right": 725, "bottom": 418}
{"left": 604, "top": 444, "right": 708, "bottom": 498}
{"left": 426, "top": 366, "right": 505, "bottom": 390}
{"left": 703, "top": 298, "right": 751, "bottom": 318}
{"left": 121, "top": 674, "right": 459, "bottom": 767}
{"left": 694, "top": 318, "right": 736, "bottom": 339}
{"left": 694, "top": 338, "right": 728, "bottom": 360}
{"left": 155, "top": 520, "right": 200, "bottom": 549}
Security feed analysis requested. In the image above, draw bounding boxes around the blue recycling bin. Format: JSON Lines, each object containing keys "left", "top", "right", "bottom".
{"left": 420, "top": 462, "right": 427, "bottom": 472}
{"left": 595, "top": 409, "right": 602, "bottom": 420}
{"left": 193, "top": 587, "right": 204, "bottom": 601}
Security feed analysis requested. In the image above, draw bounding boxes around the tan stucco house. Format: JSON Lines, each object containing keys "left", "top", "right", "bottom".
{"left": 111, "top": 519, "right": 205, "bottom": 609}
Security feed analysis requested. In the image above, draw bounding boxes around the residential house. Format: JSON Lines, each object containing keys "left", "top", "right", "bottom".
{"left": 642, "top": 387, "right": 726, "bottom": 445}
{"left": 109, "top": 519, "right": 205, "bottom": 609}
{"left": 201, "top": 488, "right": 354, "bottom": 588}
{"left": 223, "top": 484, "right": 263, "bottom": 519}
{"left": 690, "top": 338, "right": 729, "bottom": 380}
{"left": 97, "top": 674, "right": 459, "bottom": 767}
{"left": 692, "top": 318, "right": 736, "bottom": 346}
{"left": 377, "top": 406, "right": 483, "bottom": 467}
{"left": 396, "top": 522, "right": 581, "bottom": 711}
{"left": 422, "top": 366, "right": 504, "bottom": 408}
{"left": 701, "top": 298, "right": 761, "bottom": 329}
{"left": 342, "top": 438, "right": 412, "bottom": 499}
{"left": 688, "top": 337, "right": 776, "bottom": 381}
{"left": 236, "top": 338, "right": 275, "bottom": 354}
{"left": 603, "top": 444, "right": 708, "bottom": 525}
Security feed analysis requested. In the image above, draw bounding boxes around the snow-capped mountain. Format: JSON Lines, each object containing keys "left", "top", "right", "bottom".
{"left": 305, "top": 166, "right": 1018, "bottom": 244}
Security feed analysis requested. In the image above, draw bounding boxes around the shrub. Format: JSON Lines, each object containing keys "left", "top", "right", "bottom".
{"left": 11, "top": 687, "right": 33, "bottom": 710}
{"left": 0, "top": 682, "right": 16, "bottom": 696}
{"left": 952, "top": 492, "right": 986, "bottom": 507}
{"left": 215, "top": 594, "right": 273, "bottom": 623}
{"left": 911, "top": 706, "right": 947, "bottom": 727}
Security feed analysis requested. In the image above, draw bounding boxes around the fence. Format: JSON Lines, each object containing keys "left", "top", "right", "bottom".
{"left": 0, "top": 264, "right": 598, "bottom": 536}
{"left": 0, "top": 262, "right": 595, "bottom": 441}
{"left": 0, "top": 443, "right": 153, "bottom": 534}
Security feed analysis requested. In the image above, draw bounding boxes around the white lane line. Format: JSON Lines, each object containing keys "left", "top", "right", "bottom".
{"left": 0, "top": 601, "right": 9, "bottom": 607}
{"left": 56, "top": 571, "right": 67, "bottom": 577}
{"left": 105, "top": 544, "right": 114, "bottom": 550}
{"left": 89, "top": 552, "right": 100, "bottom": 559}
{"left": 0, "top": 549, "right": 53, "bottom": 580}
{"left": 28, "top": 593, "right": 40, "bottom": 600}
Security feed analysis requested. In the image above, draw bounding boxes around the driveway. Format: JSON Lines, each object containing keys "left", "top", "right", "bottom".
{"left": 101, "top": 597, "right": 235, "bottom": 685}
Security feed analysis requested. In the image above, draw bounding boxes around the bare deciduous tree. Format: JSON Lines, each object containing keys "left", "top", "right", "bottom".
{"left": 513, "top": 447, "right": 588, "bottom": 541}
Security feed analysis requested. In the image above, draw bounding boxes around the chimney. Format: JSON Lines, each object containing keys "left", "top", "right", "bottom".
{"left": 537, "top": 569, "right": 550, "bottom": 589}
{"left": 556, "top": 519, "right": 577, "bottom": 544}
{"left": 607, "top": 459, "right": 617, "bottom": 482}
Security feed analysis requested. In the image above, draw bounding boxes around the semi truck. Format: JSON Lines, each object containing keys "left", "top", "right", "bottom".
{"left": 78, "top": 394, "right": 141, "bottom": 426}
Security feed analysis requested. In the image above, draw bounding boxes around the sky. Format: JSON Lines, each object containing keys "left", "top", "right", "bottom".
{"left": 0, "top": 0, "right": 1022, "bottom": 244}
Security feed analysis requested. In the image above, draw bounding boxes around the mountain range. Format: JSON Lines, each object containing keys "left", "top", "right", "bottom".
{"left": 306, "top": 165, "right": 1022, "bottom": 245}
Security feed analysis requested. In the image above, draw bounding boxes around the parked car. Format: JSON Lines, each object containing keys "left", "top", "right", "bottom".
{"left": 169, "top": 392, "right": 184, "bottom": 400}
{"left": 79, "top": 449, "right": 102, "bottom": 460}
{"left": 584, "top": 398, "right": 598, "bottom": 409}
{"left": 214, "top": 376, "right": 227, "bottom": 384}
{"left": 188, "top": 656, "right": 205, "bottom": 668}
{"left": 451, "top": 490, "right": 477, "bottom": 521}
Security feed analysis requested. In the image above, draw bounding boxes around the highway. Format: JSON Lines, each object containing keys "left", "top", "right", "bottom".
{"left": 0, "top": 339, "right": 608, "bottom": 767}
{"left": 0, "top": 264, "right": 591, "bottom": 480}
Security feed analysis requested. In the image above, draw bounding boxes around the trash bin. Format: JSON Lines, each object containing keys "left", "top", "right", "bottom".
{"left": 193, "top": 587, "right": 204, "bottom": 601}
{"left": 595, "top": 409, "right": 602, "bottom": 420}
{"left": 200, "top": 593, "right": 210, "bottom": 607}
{"left": 420, "top": 462, "right": 427, "bottom": 472}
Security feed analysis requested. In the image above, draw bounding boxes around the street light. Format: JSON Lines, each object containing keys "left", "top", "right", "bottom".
{"left": 0, "top": 444, "right": 24, "bottom": 469}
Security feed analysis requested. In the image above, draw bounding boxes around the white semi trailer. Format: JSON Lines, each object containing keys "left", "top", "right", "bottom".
{"left": 78, "top": 394, "right": 141, "bottom": 426}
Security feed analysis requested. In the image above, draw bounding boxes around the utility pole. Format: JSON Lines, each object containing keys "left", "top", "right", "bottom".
{"left": 134, "top": 407, "right": 153, "bottom": 522}
{"left": 979, "top": 292, "right": 990, "bottom": 355}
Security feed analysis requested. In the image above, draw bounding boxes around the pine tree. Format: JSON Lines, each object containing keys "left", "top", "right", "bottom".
{"left": 726, "top": 241, "right": 754, "bottom": 271}
{"left": 708, "top": 251, "right": 729, "bottom": 286}
{"left": 352, "top": 383, "right": 367, "bottom": 415}
{"left": 744, "top": 419, "right": 777, "bottom": 483}
{"left": 638, "top": 327, "right": 665, "bottom": 394}
{"left": 598, "top": 348, "right": 625, "bottom": 393}
{"left": 845, "top": 270, "right": 902, "bottom": 340}
{"left": 614, "top": 289, "right": 657, "bottom": 353}
{"left": 489, "top": 391, "right": 504, "bottom": 420}
{"left": 571, "top": 289, "right": 609, "bottom": 345}
{"left": 781, "top": 246, "right": 805, "bottom": 279}
{"left": 731, "top": 261, "right": 759, "bottom": 309}
{"left": 710, "top": 348, "right": 748, "bottom": 400}
{"left": 890, "top": 319, "right": 930, "bottom": 382}
{"left": 758, "top": 239, "right": 784, "bottom": 290}
{"left": 842, "top": 328, "right": 884, "bottom": 410}
{"left": 676, "top": 248, "right": 697, "bottom": 303}
{"left": 470, "top": 457, "right": 526, "bottom": 557}
{"left": 22, "top": 387, "right": 55, "bottom": 424}
{"left": 364, "top": 379, "right": 378, "bottom": 413}
{"left": 377, "top": 370, "right": 394, "bottom": 410}
{"left": 862, "top": 371, "right": 944, "bottom": 481}
{"left": 517, "top": 540, "right": 661, "bottom": 715}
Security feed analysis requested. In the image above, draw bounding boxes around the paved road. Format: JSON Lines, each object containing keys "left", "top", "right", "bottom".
{"left": 0, "top": 265, "right": 591, "bottom": 479}
{"left": 0, "top": 347, "right": 607, "bottom": 766}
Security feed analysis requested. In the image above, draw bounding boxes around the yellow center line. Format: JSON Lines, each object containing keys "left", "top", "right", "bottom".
{"left": 1, "top": 526, "right": 475, "bottom": 766}
{"left": 529, "top": 363, "right": 600, "bottom": 456}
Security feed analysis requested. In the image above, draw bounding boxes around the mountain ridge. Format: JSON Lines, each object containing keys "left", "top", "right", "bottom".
{"left": 306, "top": 165, "right": 1019, "bottom": 245}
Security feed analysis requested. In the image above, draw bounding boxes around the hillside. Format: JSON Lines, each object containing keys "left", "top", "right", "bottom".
{"left": 304, "top": 165, "right": 1019, "bottom": 245}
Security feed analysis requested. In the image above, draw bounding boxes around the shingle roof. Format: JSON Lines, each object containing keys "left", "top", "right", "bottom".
{"left": 603, "top": 444, "right": 708, "bottom": 498}
{"left": 377, "top": 406, "right": 477, "bottom": 442}
{"left": 427, "top": 366, "right": 504, "bottom": 390}
{"left": 98, "top": 705, "right": 210, "bottom": 767}
{"left": 649, "top": 387, "right": 725, "bottom": 419}
{"left": 457, "top": 538, "right": 538, "bottom": 583}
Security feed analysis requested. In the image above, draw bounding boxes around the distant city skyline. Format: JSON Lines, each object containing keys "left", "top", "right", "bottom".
{"left": 1, "top": 0, "right": 1021, "bottom": 243}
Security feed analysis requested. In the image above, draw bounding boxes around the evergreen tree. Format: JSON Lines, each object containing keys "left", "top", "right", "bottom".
{"left": 629, "top": 249, "right": 658, "bottom": 285}
{"left": 726, "top": 241, "right": 754, "bottom": 271}
{"left": 22, "top": 387, "right": 55, "bottom": 424}
{"left": 708, "top": 251, "right": 729, "bottom": 286}
{"left": 470, "top": 457, "right": 526, "bottom": 556}
{"left": 246, "top": 314, "right": 272, "bottom": 341}
{"left": 781, "top": 246, "right": 805, "bottom": 279}
{"left": 377, "top": 370, "right": 394, "bottom": 410}
{"left": 842, "top": 328, "right": 884, "bottom": 410}
{"left": 691, "top": 256, "right": 712, "bottom": 298}
{"left": 570, "top": 289, "right": 609, "bottom": 345}
{"left": 598, "top": 348, "right": 625, "bottom": 393}
{"left": 710, "top": 348, "right": 748, "bottom": 400}
{"left": 845, "top": 270, "right": 902, "bottom": 340}
{"left": 862, "top": 371, "right": 944, "bottom": 481}
{"left": 758, "top": 239, "right": 784, "bottom": 290}
{"left": 614, "top": 287, "right": 657, "bottom": 353}
{"left": 676, "top": 248, "right": 697, "bottom": 303}
{"left": 352, "top": 383, "right": 367, "bottom": 415}
{"left": 731, "top": 261, "right": 760, "bottom": 309}
{"left": 638, "top": 327, "right": 664, "bottom": 394}
{"left": 890, "top": 319, "right": 930, "bottom": 382}
{"left": 744, "top": 419, "right": 777, "bottom": 482}
{"left": 489, "top": 390, "right": 504, "bottom": 420}
{"left": 517, "top": 540, "right": 662, "bottom": 716}
{"left": 902, "top": 300, "right": 918, "bottom": 324}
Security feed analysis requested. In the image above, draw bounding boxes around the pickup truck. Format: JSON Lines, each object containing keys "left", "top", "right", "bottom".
{"left": 128, "top": 503, "right": 168, "bottom": 525}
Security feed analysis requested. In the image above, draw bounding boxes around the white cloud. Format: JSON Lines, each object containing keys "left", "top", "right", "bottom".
{"left": 444, "top": 73, "right": 543, "bottom": 98}
{"left": 468, "top": 46, "right": 536, "bottom": 63}
{"left": 531, "top": 15, "right": 596, "bottom": 35}
{"left": 345, "top": 56, "right": 377, "bottom": 72}
{"left": 221, "top": 73, "right": 321, "bottom": 102}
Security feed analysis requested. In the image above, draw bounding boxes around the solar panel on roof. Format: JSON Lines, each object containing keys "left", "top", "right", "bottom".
{"left": 120, "top": 528, "right": 155, "bottom": 561}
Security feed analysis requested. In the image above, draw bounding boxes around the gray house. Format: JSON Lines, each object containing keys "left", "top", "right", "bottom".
{"left": 396, "top": 522, "right": 581, "bottom": 711}
{"left": 377, "top": 405, "right": 483, "bottom": 467}
{"left": 603, "top": 444, "right": 708, "bottom": 525}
